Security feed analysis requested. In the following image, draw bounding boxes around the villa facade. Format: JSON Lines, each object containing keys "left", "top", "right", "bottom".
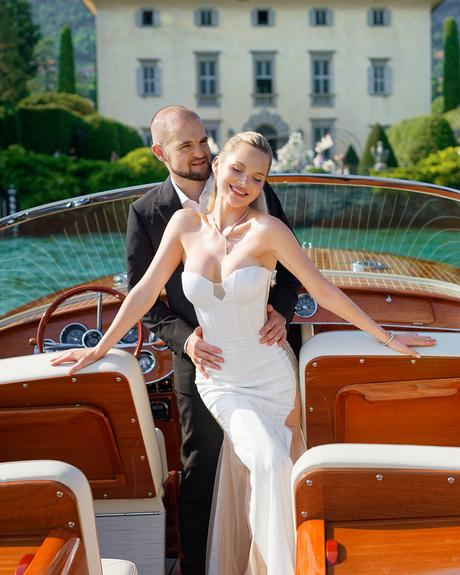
{"left": 83, "top": 0, "right": 440, "bottom": 155}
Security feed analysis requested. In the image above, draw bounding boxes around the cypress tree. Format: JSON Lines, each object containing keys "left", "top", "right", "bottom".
{"left": 343, "top": 145, "right": 360, "bottom": 174}
{"left": 443, "top": 17, "right": 460, "bottom": 113}
{"left": 58, "top": 26, "right": 76, "bottom": 93}
{"left": 358, "top": 124, "right": 398, "bottom": 175}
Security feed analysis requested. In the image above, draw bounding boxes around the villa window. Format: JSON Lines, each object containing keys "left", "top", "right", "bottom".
{"left": 203, "top": 121, "right": 221, "bottom": 148}
{"left": 137, "top": 60, "right": 161, "bottom": 97}
{"left": 251, "top": 8, "right": 275, "bottom": 27}
{"left": 136, "top": 7, "right": 160, "bottom": 27}
{"left": 196, "top": 53, "right": 220, "bottom": 107}
{"left": 309, "top": 8, "right": 333, "bottom": 27}
{"left": 252, "top": 52, "right": 276, "bottom": 107}
{"left": 141, "top": 127, "right": 152, "bottom": 146}
{"left": 368, "top": 59, "right": 392, "bottom": 96}
{"left": 195, "top": 8, "right": 218, "bottom": 27}
{"left": 311, "top": 119, "right": 334, "bottom": 159}
{"left": 310, "top": 52, "right": 334, "bottom": 107}
{"left": 368, "top": 7, "right": 391, "bottom": 27}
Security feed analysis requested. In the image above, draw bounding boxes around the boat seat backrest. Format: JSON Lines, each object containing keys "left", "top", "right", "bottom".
{"left": 0, "top": 350, "right": 166, "bottom": 504}
{"left": 299, "top": 331, "right": 460, "bottom": 448}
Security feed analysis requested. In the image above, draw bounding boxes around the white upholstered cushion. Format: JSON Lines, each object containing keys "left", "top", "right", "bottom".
{"left": 292, "top": 443, "right": 460, "bottom": 489}
{"left": 101, "top": 558, "right": 138, "bottom": 575}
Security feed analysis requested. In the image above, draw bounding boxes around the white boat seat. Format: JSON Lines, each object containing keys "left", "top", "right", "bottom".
{"left": 0, "top": 350, "right": 168, "bottom": 574}
{"left": 0, "top": 460, "right": 138, "bottom": 575}
{"left": 102, "top": 558, "right": 138, "bottom": 575}
{"left": 292, "top": 443, "right": 460, "bottom": 574}
{"left": 299, "top": 330, "right": 460, "bottom": 448}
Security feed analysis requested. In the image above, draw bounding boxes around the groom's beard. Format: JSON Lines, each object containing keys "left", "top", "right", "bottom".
{"left": 170, "top": 159, "right": 212, "bottom": 182}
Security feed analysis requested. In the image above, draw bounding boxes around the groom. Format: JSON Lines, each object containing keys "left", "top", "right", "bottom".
{"left": 126, "top": 105, "right": 299, "bottom": 574}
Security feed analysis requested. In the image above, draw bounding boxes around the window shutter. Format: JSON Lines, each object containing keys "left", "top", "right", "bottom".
{"left": 155, "top": 65, "right": 162, "bottom": 96}
{"left": 326, "top": 8, "right": 333, "bottom": 26}
{"left": 137, "top": 66, "right": 144, "bottom": 97}
{"left": 135, "top": 9, "right": 142, "bottom": 27}
{"left": 212, "top": 8, "right": 218, "bottom": 26}
{"left": 384, "top": 65, "right": 392, "bottom": 96}
{"left": 194, "top": 9, "right": 200, "bottom": 26}
{"left": 153, "top": 9, "right": 160, "bottom": 27}
{"left": 384, "top": 8, "right": 391, "bottom": 26}
{"left": 367, "top": 8, "right": 373, "bottom": 26}
{"left": 309, "top": 9, "right": 315, "bottom": 26}
{"left": 367, "top": 65, "right": 374, "bottom": 95}
{"left": 251, "top": 8, "right": 257, "bottom": 26}
{"left": 268, "top": 8, "right": 275, "bottom": 26}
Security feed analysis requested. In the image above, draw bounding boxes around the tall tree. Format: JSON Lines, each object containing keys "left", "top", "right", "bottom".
{"left": 58, "top": 26, "right": 76, "bottom": 93}
{"left": 358, "top": 124, "right": 398, "bottom": 175}
{"left": 443, "top": 17, "right": 460, "bottom": 112}
{"left": 0, "top": 0, "right": 40, "bottom": 105}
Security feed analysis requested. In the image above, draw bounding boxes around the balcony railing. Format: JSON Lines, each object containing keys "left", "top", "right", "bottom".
{"left": 311, "top": 93, "right": 335, "bottom": 107}
{"left": 196, "top": 94, "right": 220, "bottom": 107}
{"left": 253, "top": 93, "right": 276, "bottom": 107}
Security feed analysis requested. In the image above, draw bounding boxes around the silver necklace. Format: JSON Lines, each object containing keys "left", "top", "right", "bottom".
{"left": 209, "top": 208, "right": 250, "bottom": 300}
{"left": 210, "top": 208, "right": 250, "bottom": 255}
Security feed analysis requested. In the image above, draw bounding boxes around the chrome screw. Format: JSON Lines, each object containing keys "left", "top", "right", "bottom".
{"left": 308, "top": 406, "right": 314, "bottom": 413}
{"left": 71, "top": 377, "right": 77, "bottom": 383}
{"left": 148, "top": 492, "right": 153, "bottom": 497}
{"left": 140, "top": 455, "right": 145, "bottom": 461}
{"left": 376, "top": 474, "right": 383, "bottom": 481}
{"left": 103, "top": 493, "right": 108, "bottom": 498}
{"left": 68, "top": 521, "right": 75, "bottom": 528}
{"left": 306, "top": 480, "right": 313, "bottom": 487}
{"left": 300, "top": 511, "right": 308, "bottom": 518}
{"left": 22, "top": 383, "right": 28, "bottom": 389}
{"left": 359, "top": 358, "right": 365, "bottom": 364}
{"left": 130, "top": 418, "right": 136, "bottom": 424}
{"left": 116, "top": 377, "right": 122, "bottom": 382}
{"left": 312, "top": 362, "right": 317, "bottom": 368}
{"left": 56, "top": 491, "right": 63, "bottom": 498}
{"left": 411, "top": 359, "right": 416, "bottom": 364}
{"left": 448, "top": 477, "right": 455, "bottom": 484}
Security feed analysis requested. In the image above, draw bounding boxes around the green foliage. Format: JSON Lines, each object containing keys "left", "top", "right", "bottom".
{"left": 15, "top": 106, "right": 85, "bottom": 155}
{"left": 0, "top": 2, "right": 29, "bottom": 105}
{"left": 58, "top": 26, "right": 76, "bottom": 93}
{"left": 358, "top": 124, "right": 398, "bottom": 175}
{"left": 388, "top": 114, "right": 456, "bottom": 167}
{"left": 443, "top": 17, "right": 460, "bottom": 112}
{"left": 29, "top": 0, "right": 95, "bottom": 101}
{"left": 377, "top": 146, "right": 460, "bottom": 189}
{"left": 119, "top": 147, "right": 168, "bottom": 182}
{"left": 432, "top": 96, "right": 444, "bottom": 114}
{"left": 19, "top": 92, "right": 94, "bottom": 116}
{"left": 116, "top": 124, "right": 144, "bottom": 158}
{"left": 81, "top": 114, "right": 119, "bottom": 160}
{"left": 444, "top": 107, "right": 460, "bottom": 145}
{"left": 343, "top": 145, "right": 360, "bottom": 172}
{"left": 0, "top": 108, "right": 18, "bottom": 148}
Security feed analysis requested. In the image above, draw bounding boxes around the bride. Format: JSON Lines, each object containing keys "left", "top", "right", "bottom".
{"left": 51, "top": 131, "right": 435, "bottom": 574}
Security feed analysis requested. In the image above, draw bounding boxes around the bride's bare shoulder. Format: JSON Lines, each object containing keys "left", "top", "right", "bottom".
{"left": 253, "top": 211, "right": 291, "bottom": 236}
{"left": 169, "top": 208, "right": 203, "bottom": 231}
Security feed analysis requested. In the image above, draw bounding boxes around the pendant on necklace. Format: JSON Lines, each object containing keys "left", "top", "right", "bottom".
{"left": 213, "top": 282, "right": 226, "bottom": 300}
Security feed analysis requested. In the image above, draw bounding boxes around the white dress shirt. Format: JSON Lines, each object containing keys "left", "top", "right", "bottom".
{"left": 172, "top": 176, "right": 212, "bottom": 213}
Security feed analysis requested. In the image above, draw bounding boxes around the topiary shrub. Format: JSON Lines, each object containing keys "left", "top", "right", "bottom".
{"left": 444, "top": 108, "right": 460, "bottom": 143}
{"left": 116, "top": 123, "right": 144, "bottom": 157}
{"left": 0, "top": 107, "right": 18, "bottom": 149}
{"left": 343, "top": 144, "right": 360, "bottom": 174}
{"left": 16, "top": 106, "right": 86, "bottom": 155}
{"left": 377, "top": 146, "right": 460, "bottom": 189}
{"left": 431, "top": 96, "right": 444, "bottom": 115}
{"left": 81, "top": 113, "right": 120, "bottom": 160}
{"left": 118, "top": 147, "right": 168, "bottom": 183}
{"left": 358, "top": 123, "right": 398, "bottom": 174}
{"left": 388, "top": 114, "right": 456, "bottom": 167}
{"left": 19, "top": 92, "right": 94, "bottom": 116}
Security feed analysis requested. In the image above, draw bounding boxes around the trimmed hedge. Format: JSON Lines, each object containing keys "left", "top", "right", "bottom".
{"left": 358, "top": 123, "right": 398, "bottom": 175}
{"left": 377, "top": 146, "right": 460, "bottom": 189}
{"left": 444, "top": 108, "right": 460, "bottom": 143}
{"left": 0, "top": 145, "right": 167, "bottom": 209}
{"left": 119, "top": 147, "right": 168, "bottom": 181}
{"left": 19, "top": 92, "right": 94, "bottom": 116}
{"left": 388, "top": 114, "right": 456, "bottom": 167}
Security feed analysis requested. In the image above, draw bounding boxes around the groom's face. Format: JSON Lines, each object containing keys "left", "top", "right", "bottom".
{"left": 158, "top": 118, "right": 212, "bottom": 182}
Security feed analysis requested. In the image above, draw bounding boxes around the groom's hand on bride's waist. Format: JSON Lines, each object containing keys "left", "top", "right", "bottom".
{"left": 185, "top": 326, "right": 224, "bottom": 378}
{"left": 259, "top": 305, "right": 287, "bottom": 347}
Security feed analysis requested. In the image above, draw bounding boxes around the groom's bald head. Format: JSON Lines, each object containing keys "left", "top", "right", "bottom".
{"left": 150, "top": 105, "right": 203, "bottom": 146}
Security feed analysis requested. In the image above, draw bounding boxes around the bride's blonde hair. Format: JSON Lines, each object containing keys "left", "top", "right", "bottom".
{"left": 208, "top": 131, "right": 272, "bottom": 213}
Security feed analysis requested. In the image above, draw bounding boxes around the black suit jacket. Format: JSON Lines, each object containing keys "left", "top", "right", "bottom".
{"left": 126, "top": 176, "right": 300, "bottom": 390}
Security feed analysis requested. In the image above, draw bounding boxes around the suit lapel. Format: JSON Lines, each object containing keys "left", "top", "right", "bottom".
{"left": 156, "top": 176, "right": 182, "bottom": 223}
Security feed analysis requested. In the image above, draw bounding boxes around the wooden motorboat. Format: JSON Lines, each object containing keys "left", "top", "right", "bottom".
{"left": 0, "top": 174, "right": 459, "bottom": 574}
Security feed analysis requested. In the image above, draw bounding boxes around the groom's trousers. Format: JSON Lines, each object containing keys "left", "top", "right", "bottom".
{"left": 173, "top": 353, "right": 224, "bottom": 575}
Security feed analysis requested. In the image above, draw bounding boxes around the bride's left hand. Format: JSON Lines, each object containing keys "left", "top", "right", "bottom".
{"left": 386, "top": 332, "right": 437, "bottom": 358}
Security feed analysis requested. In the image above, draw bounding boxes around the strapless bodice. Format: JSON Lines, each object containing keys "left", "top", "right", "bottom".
{"left": 182, "top": 266, "right": 280, "bottom": 383}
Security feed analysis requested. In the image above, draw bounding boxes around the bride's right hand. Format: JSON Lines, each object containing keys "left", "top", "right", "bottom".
{"left": 50, "top": 347, "right": 103, "bottom": 375}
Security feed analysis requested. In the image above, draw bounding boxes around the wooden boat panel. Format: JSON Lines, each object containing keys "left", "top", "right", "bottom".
{"left": 26, "top": 530, "right": 87, "bottom": 575}
{"left": 304, "top": 357, "right": 460, "bottom": 448}
{"left": 0, "top": 373, "right": 156, "bottom": 499}
{"left": 325, "top": 518, "right": 460, "bottom": 574}
{"left": 295, "top": 519, "right": 326, "bottom": 575}
{"left": 294, "top": 468, "right": 460, "bottom": 528}
{"left": 335, "top": 378, "right": 460, "bottom": 445}
{"left": 0, "top": 406, "right": 125, "bottom": 487}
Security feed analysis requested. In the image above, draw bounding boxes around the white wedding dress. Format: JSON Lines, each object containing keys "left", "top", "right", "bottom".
{"left": 182, "top": 265, "right": 304, "bottom": 575}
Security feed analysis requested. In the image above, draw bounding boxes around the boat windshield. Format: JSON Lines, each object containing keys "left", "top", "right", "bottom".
{"left": 0, "top": 175, "right": 459, "bottom": 319}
